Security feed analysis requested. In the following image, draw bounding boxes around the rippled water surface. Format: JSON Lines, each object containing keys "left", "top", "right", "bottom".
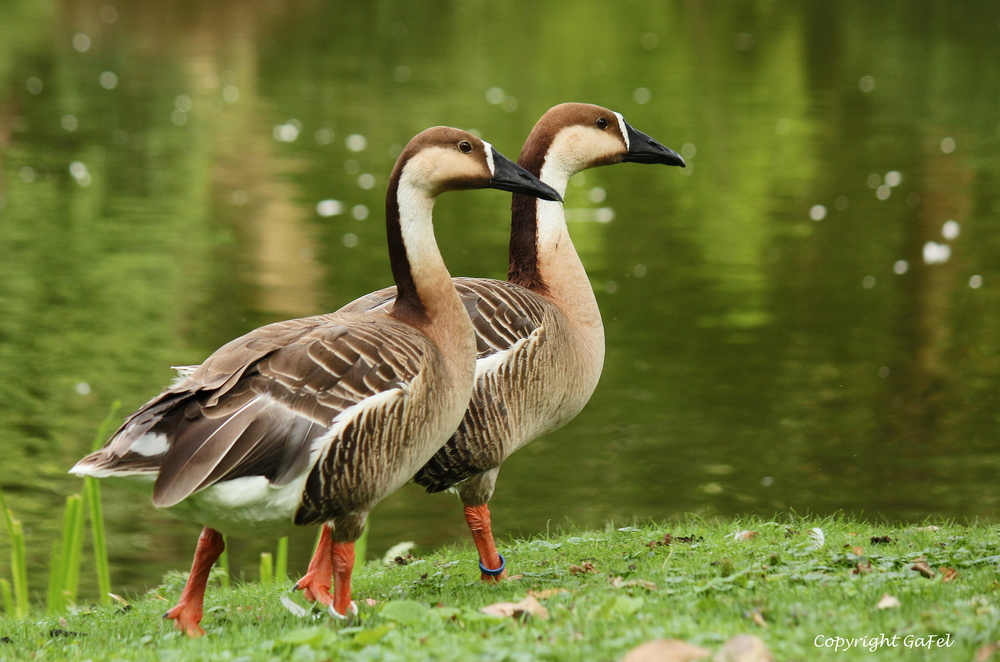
{"left": 2, "top": 0, "right": 999, "bottom": 596}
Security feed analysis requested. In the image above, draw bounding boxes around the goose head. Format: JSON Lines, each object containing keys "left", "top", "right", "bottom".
{"left": 396, "top": 127, "right": 561, "bottom": 201}
{"left": 522, "top": 103, "right": 685, "bottom": 180}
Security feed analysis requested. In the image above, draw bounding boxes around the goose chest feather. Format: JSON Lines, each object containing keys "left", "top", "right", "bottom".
{"left": 70, "top": 126, "right": 561, "bottom": 631}
{"left": 334, "top": 103, "right": 685, "bottom": 580}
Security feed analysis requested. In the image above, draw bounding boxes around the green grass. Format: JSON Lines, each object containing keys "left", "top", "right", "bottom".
{"left": 2, "top": 517, "right": 1000, "bottom": 661}
{"left": 0, "top": 487, "right": 29, "bottom": 620}
{"left": 84, "top": 402, "right": 121, "bottom": 608}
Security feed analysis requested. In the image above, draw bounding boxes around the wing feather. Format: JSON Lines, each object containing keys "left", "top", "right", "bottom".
{"left": 74, "top": 314, "right": 428, "bottom": 513}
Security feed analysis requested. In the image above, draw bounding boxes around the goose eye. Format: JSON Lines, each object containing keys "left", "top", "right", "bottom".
{"left": 596, "top": 117, "right": 608, "bottom": 129}
{"left": 459, "top": 141, "right": 473, "bottom": 153}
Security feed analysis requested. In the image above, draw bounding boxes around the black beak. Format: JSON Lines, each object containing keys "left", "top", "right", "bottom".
{"left": 487, "top": 148, "right": 563, "bottom": 202}
{"left": 621, "top": 122, "right": 686, "bottom": 167}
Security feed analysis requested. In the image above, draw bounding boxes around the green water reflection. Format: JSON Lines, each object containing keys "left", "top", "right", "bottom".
{"left": 1, "top": 0, "right": 999, "bottom": 598}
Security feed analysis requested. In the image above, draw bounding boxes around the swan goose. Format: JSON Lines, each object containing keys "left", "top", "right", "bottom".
{"left": 70, "top": 127, "right": 561, "bottom": 634}
{"left": 296, "top": 103, "right": 684, "bottom": 594}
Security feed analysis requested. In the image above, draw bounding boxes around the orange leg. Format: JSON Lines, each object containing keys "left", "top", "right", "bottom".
{"left": 163, "top": 527, "right": 225, "bottom": 637}
{"left": 464, "top": 504, "right": 506, "bottom": 582}
{"left": 331, "top": 541, "right": 356, "bottom": 618}
{"left": 294, "top": 525, "right": 333, "bottom": 606}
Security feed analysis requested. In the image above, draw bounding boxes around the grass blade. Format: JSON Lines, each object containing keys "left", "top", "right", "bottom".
{"left": 47, "top": 540, "right": 64, "bottom": 614}
{"left": 275, "top": 537, "right": 288, "bottom": 582}
{"left": 0, "top": 487, "right": 30, "bottom": 618}
{"left": 91, "top": 401, "right": 122, "bottom": 453}
{"left": 84, "top": 478, "right": 110, "bottom": 606}
{"left": 9, "top": 520, "right": 29, "bottom": 618}
{"left": 62, "top": 495, "right": 85, "bottom": 604}
{"left": 259, "top": 552, "right": 273, "bottom": 584}
{"left": 0, "top": 578, "right": 13, "bottom": 617}
{"left": 84, "top": 401, "right": 120, "bottom": 607}
{"left": 354, "top": 520, "right": 369, "bottom": 572}
{"left": 218, "top": 535, "right": 230, "bottom": 589}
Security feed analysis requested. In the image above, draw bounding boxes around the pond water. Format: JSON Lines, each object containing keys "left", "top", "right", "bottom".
{"left": 1, "top": 0, "right": 999, "bottom": 598}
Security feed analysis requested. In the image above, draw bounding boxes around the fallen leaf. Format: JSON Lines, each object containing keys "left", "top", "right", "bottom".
{"left": 911, "top": 561, "right": 935, "bottom": 579}
{"left": 876, "top": 594, "right": 900, "bottom": 610}
{"left": 870, "top": 535, "right": 893, "bottom": 544}
{"left": 621, "top": 639, "right": 711, "bottom": 662}
{"left": 939, "top": 567, "right": 959, "bottom": 583}
{"left": 750, "top": 610, "right": 768, "bottom": 629}
{"left": 481, "top": 595, "right": 549, "bottom": 621}
{"left": 714, "top": 634, "right": 775, "bottom": 662}
{"left": 852, "top": 561, "right": 872, "bottom": 575}
{"left": 507, "top": 574, "right": 523, "bottom": 581}
{"left": 843, "top": 545, "right": 864, "bottom": 556}
{"left": 365, "top": 598, "right": 378, "bottom": 607}
{"left": 916, "top": 525, "right": 940, "bottom": 532}
{"left": 569, "top": 561, "right": 596, "bottom": 575}
{"left": 528, "top": 588, "right": 569, "bottom": 599}
{"left": 733, "top": 530, "right": 758, "bottom": 541}
{"left": 610, "top": 576, "right": 657, "bottom": 591}
{"left": 975, "top": 642, "right": 1000, "bottom": 662}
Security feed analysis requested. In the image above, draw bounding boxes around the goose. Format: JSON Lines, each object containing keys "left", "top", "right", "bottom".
{"left": 295, "top": 103, "right": 684, "bottom": 596}
{"left": 70, "top": 126, "right": 561, "bottom": 635}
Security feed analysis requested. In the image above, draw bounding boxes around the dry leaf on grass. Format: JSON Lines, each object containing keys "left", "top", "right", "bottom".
{"left": 365, "top": 598, "right": 378, "bottom": 607}
{"left": 843, "top": 544, "right": 864, "bottom": 556}
{"left": 876, "top": 594, "right": 900, "bottom": 610}
{"left": 911, "top": 560, "right": 935, "bottom": 579}
{"left": 852, "top": 561, "right": 872, "bottom": 575}
{"left": 713, "top": 634, "right": 775, "bottom": 662}
{"left": 569, "top": 561, "right": 596, "bottom": 575}
{"left": 975, "top": 642, "right": 1000, "bottom": 662}
{"left": 732, "top": 530, "right": 758, "bottom": 541}
{"left": 621, "top": 639, "right": 711, "bottom": 662}
{"left": 609, "top": 576, "right": 657, "bottom": 590}
{"left": 481, "top": 595, "right": 549, "bottom": 621}
{"left": 528, "top": 588, "right": 569, "bottom": 600}
{"left": 749, "top": 610, "right": 768, "bottom": 628}
{"left": 939, "top": 567, "right": 958, "bottom": 583}
{"left": 916, "top": 525, "right": 940, "bottom": 532}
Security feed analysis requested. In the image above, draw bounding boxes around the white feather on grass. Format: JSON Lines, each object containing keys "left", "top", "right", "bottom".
{"left": 808, "top": 527, "right": 826, "bottom": 550}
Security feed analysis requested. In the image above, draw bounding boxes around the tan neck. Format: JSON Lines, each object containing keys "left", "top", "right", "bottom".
{"left": 530, "top": 165, "right": 603, "bottom": 337}
{"left": 389, "top": 175, "right": 476, "bottom": 375}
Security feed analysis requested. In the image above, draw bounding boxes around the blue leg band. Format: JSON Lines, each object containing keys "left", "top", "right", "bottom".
{"left": 479, "top": 553, "right": 506, "bottom": 577}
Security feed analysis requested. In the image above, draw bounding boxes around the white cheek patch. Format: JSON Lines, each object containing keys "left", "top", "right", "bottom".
{"left": 481, "top": 140, "right": 496, "bottom": 176}
{"left": 613, "top": 112, "right": 630, "bottom": 150}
